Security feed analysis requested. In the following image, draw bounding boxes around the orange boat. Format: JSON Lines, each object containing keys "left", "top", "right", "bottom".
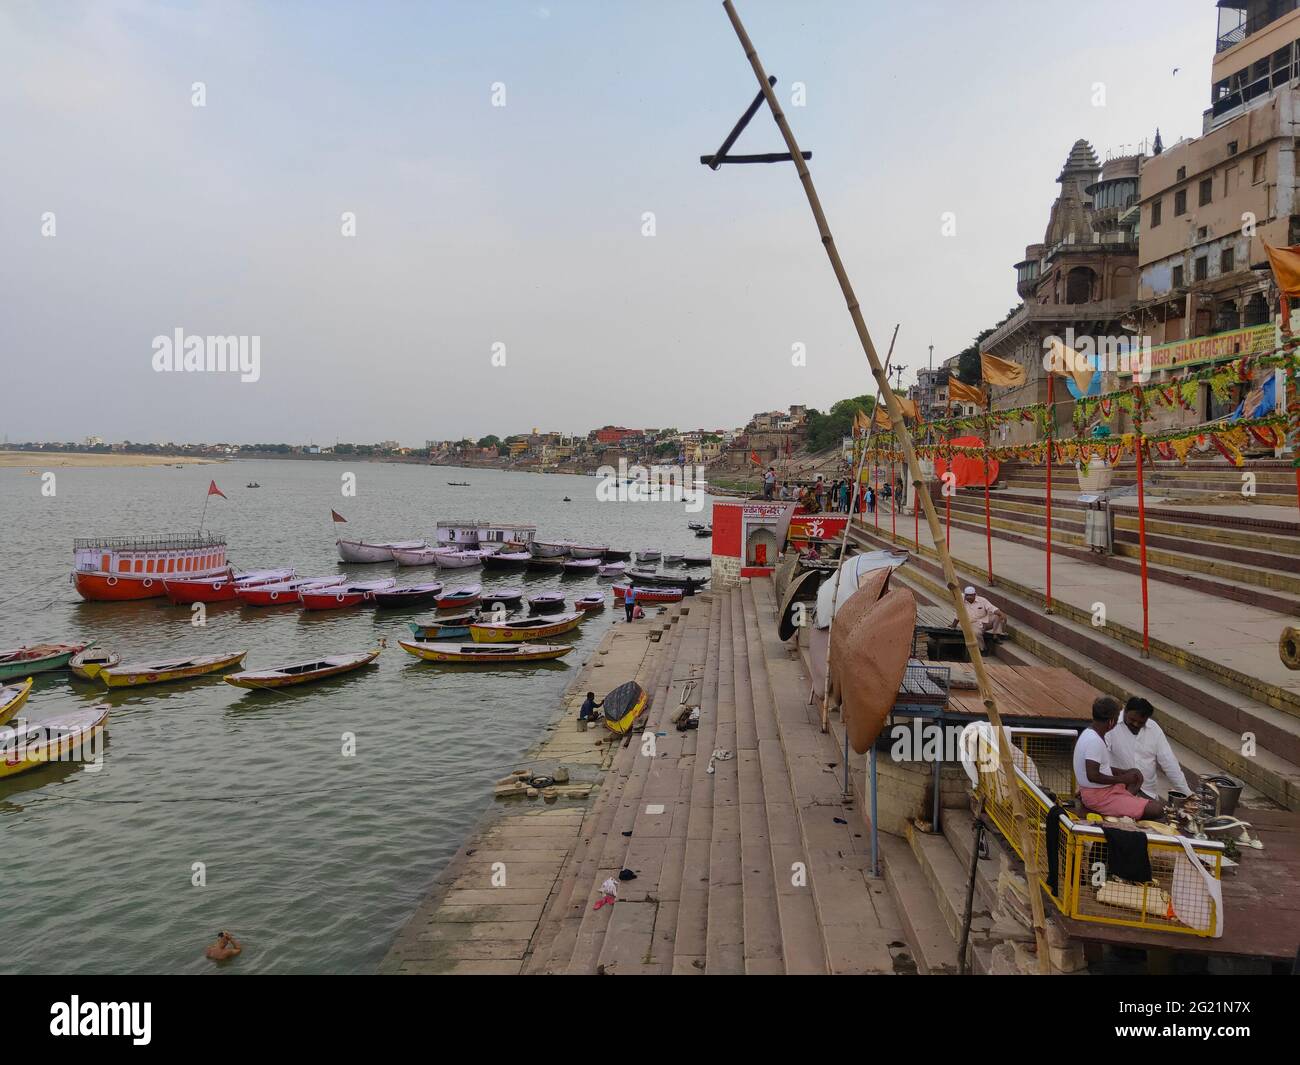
{"left": 72, "top": 535, "right": 229, "bottom": 601}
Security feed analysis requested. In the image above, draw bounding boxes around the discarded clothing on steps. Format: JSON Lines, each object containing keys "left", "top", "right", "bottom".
{"left": 706, "top": 748, "right": 734, "bottom": 775}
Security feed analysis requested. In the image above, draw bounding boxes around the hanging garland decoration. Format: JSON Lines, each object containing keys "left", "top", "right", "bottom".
{"left": 889, "top": 415, "right": 1288, "bottom": 471}
{"left": 927, "top": 401, "right": 1051, "bottom": 438}
{"left": 1070, "top": 361, "right": 1254, "bottom": 430}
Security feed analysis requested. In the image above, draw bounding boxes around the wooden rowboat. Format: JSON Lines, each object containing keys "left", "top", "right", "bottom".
{"left": 634, "top": 550, "right": 661, "bottom": 563}
{"left": 0, "top": 643, "right": 88, "bottom": 682}
{"left": 602, "top": 680, "right": 649, "bottom": 735}
{"left": 528, "top": 593, "right": 567, "bottom": 614}
{"left": 398, "top": 640, "right": 573, "bottom": 663}
{"left": 575, "top": 594, "right": 606, "bottom": 612}
{"left": 163, "top": 567, "right": 295, "bottom": 604}
{"left": 373, "top": 582, "right": 443, "bottom": 608}
{"left": 224, "top": 649, "right": 381, "bottom": 690}
{"left": 626, "top": 569, "right": 709, "bottom": 594}
{"left": 481, "top": 587, "right": 524, "bottom": 609}
{"left": 436, "top": 585, "right": 481, "bottom": 610}
{"left": 69, "top": 647, "right": 122, "bottom": 680}
{"left": 433, "top": 549, "right": 486, "bottom": 569}
{"left": 603, "top": 549, "right": 633, "bottom": 561}
{"left": 529, "top": 540, "right": 573, "bottom": 558}
{"left": 683, "top": 555, "right": 711, "bottom": 567}
{"left": 614, "top": 584, "right": 684, "bottom": 604}
{"left": 98, "top": 650, "right": 248, "bottom": 688}
{"left": 481, "top": 551, "right": 530, "bottom": 570}
{"left": 336, "top": 538, "right": 428, "bottom": 564}
{"left": 407, "top": 611, "right": 483, "bottom": 639}
{"left": 0, "top": 704, "right": 109, "bottom": 779}
{"left": 526, "top": 556, "right": 566, "bottom": 572}
{"left": 299, "top": 579, "right": 396, "bottom": 610}
{"left": 568, "top": 545, "right": 609, "bottom": 559}
{"left": 562, "top": 558, "right": 602, "bottom": 574}
{"left": 391, "top": 546, "right": 442, "bottom": 567}
{"left": 238, "top": 576, "right": 343, "bottom": 607}
{"left": 598, "top": 562, "right": 626, "bottom": 578}
{"left": 0, "top": 679, "right": 34, "bottom": 727}
{"left": 469, "top": 612, "right": 583, "bottom": 643}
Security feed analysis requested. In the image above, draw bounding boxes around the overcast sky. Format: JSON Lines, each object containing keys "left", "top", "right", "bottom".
{"left": 2, "top": 0, "right": 1214, "bottom": 446}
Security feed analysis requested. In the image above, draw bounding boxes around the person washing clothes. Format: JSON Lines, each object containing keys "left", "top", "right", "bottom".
{"left": 1074, "top": 696, "right": 1164, "bottom": 820}
{"left": 1106, "top": 696, "right": 1196, "bottom": 802}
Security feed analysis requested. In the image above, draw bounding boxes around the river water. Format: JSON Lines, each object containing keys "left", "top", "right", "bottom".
{"left": 0, "top": 461, "right": 714, "bottom": 973}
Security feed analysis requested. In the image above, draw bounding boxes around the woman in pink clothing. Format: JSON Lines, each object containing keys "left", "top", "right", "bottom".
{"left": 1073, "top": 696, "right": 1164, "bottom": 820}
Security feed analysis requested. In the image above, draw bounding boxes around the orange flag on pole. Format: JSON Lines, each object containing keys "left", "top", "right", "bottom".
{"left": 1043, "top": 336, "right": 1097, "bottom": 396}
{"left": 331, "top": 510, "right": 348, "bottom": 523}
{"left": 980, "top": 352, "right": 1026, "bottom": 389}
{"left": 1263, "top": 242, "right": 1300, "bottom": 330}
{"left": 947, "top": 377, "right": 987, "bottom": 407}
{"left": 207, "top": 480, "right": 226, "bottom": 499}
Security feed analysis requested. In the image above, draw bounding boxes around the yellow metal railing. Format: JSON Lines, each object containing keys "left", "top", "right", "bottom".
{"left": 970, "top": 727, "right": 1223, "bottom": 937}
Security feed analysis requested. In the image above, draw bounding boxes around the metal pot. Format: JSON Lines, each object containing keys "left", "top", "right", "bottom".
{"left": 1204, "top": 776, "right": 1243, "bottom": 817}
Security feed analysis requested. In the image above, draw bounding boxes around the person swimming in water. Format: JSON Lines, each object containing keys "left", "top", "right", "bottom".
{"left": 205, "top": 930, "right": 242, "bottom": 962}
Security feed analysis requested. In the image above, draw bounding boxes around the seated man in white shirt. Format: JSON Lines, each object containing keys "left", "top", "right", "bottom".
{"left": 1106, "top": 696, "right": 1198, "bottom": 802}
{"left": 1074, "top": 696, "right": 1164, "bottom": 820}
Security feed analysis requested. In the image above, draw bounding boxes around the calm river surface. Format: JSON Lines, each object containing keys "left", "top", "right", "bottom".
{"left": 0, "top": 461, "right": 715, "bottom": 973}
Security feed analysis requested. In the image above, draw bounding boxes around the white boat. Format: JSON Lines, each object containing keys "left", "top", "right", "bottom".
{"left": 569, "top": 545, "right": 609, "bottom": 559}
{"left": 434, "top": 549, "right": 485, "bottom": 569}
{"left": 336, "top": 538, "right": 428, "bottom": 564}
{"left": 635, "top": 549, "right": 661, "bottom": 563}
{"left": 392, "top": 546, "right": 442, "bottom": 567}
{"left": 529, "top": 540, "right": 573, "bottom": 558}
{"left": 598, "top": 562, "right": 626, "bottom": 578}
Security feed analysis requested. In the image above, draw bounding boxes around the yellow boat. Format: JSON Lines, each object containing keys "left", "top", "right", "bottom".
{"left": 468, "top": 612, "right": 583, "bottom": 644}
{"left": 98, "top": 650, "right": 248, "bottom": 688}
{"left": 0, "top": 704, "right": 109, "bottom": 779}
{"left": 399, "top": 640, "right": 573, "bottom": 663}
{"left": 0, "top": 678, "right": 34, "bottom": 727}
{"left": 602, "top": 680, "right": 649, "bottom": 735}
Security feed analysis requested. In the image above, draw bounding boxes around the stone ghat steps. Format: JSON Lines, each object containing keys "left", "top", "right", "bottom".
{"left": 530, "top": 578, "right": 909, "bottom": 975}
{"left": 862, "top": 532, "right": 1300, "bottom": 809}
{"left": 930, "top": 499, "right": 1300, "bottom": 613}
{"left": 993, "top": 473, "right": 1296, "bottom": 507}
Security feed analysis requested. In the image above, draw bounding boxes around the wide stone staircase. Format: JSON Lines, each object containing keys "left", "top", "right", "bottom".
{"left": 523, "top": 578, "right": 914, "bottom": 975}
{"left": 849, "top": 515, "right": 1300, "bottom": 811}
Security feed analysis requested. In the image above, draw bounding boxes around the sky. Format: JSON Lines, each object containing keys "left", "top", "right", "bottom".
{"left": 2, "top": 0, "right": 1217, "bottom": 446}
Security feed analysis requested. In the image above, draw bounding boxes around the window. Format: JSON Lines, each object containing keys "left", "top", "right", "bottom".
{"left": 1228, "top": 141, "right": 1238, "bottom": 155}
{"left": 1222, "top": 247, "right": 1235, "bottom": 272}
{"left": 1198, "top": 226, "right": 1208, "bottom": 240}
{"left": 1177, "top": 166, "right": 1187, "bottom": 181}
{"left": 1195, "top": 256, "right": 1209, "bottom": 282}
{"left": 1173, "top": 264, "right": 1185, "bottom": 288}
{"left": 1254, "top": 153, "right": 1267, "bottom": 183}
{"left": 1174, "top": 189, "right": 1188, "bottom": 216}
{"left": 1199, "top": 177, "right": 1213, "bottom": 205}
{"left": 1151, "top": 198, "right": 1162, "bottom": 227}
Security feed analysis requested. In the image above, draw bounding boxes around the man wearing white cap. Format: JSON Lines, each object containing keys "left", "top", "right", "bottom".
{"left": 954, "top": 585, "right": 1006, "bottom": 652}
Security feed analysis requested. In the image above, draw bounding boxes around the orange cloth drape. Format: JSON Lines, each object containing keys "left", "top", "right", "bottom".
{"left": 980, "top": 352, "right": 1026, "bottom": 388}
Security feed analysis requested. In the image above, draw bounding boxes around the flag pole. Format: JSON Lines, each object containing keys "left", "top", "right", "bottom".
{"left": 1045, "top": 374, "right": 1054, "bottom": 613}
{"left": 1133, "top": 390, "right": 1151, "bottom": 656}
{"left": 984, "top": 393, "right": 994, "bottom": 584}
{"left": 817, "top": 326, "right": 898, "bottom": 732}
{"left": 719, "top": 0, "right": 1051, "bottom": 971}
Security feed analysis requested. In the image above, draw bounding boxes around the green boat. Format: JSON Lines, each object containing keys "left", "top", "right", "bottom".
{"left": 0, "top": 643, "right": 88, "bottom": 682}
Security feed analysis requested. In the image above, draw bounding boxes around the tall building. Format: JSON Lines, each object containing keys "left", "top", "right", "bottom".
{"left": 980, "top": 141, "right": 1144, "bottom": 443}
{"left": 1130, "top": 0, "right": 1297, "bottom": 430}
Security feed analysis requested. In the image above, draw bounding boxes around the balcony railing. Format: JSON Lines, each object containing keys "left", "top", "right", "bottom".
{"left": 1217, "top": 1, "right": 1300, "bottom": 54}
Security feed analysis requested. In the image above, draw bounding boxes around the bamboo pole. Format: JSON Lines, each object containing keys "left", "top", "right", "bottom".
{"left": 720, "top": 0, "right": 1052, "bottom": 972}
{"left": 817, "top": 326, "right": 898, "bottom": 732}
{"left": 1045, "top": 374, "right": 1054, "bottom": 613}
{"left": 1133, "top": 387, "right": 1151, "bottom": 656}
{"left": 983, "top": 395, "right": 994, "bottom": 583}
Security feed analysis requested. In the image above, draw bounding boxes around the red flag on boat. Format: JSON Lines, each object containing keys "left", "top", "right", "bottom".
{"left": 207, "top": 480, "right": 226, "bottom": 499}
{"left": 331, "top": 510, "right": 348, "bottom": 523}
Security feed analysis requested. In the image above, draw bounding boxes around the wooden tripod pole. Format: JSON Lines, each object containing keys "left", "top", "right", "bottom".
{"left": 817, "top": 325, "right": 898, "bottom": 732}
{"left": 721, "top": 0, "right": 1051, "bottom": 973}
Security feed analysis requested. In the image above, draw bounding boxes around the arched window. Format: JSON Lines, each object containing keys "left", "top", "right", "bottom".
{"left": 1066, "top": 267, "right": 1096, "bottom": 305}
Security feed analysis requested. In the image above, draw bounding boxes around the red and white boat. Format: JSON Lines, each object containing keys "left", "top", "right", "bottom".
{"left": 299, "top": 579, "right": 396, "bottom": 610}
{"left": 613, "top": 584, "right": 684, "bottom": 604}
{"left": 435, "top": 585, "right": 481, "bottom": 610}
{"left": 72, "top": 534, "right": 229, "bottom": 601}
{"left": 237, "top": 576, "right": 343, "bottom": 607}
{"left": 164, "top": 568, "right": 296, "bottom": 605}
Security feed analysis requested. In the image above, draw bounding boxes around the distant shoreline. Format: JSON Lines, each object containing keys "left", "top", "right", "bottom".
{"left": 0, "top": 451, "right": 216, "bottom": 469}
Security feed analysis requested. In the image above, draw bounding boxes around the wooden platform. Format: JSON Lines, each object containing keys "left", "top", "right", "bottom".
{"left": 893, "top": 662, "right": 1095, "bottom": 726}
{"left": 1059, "top": 807, "right": 1300, "bottom": 962}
